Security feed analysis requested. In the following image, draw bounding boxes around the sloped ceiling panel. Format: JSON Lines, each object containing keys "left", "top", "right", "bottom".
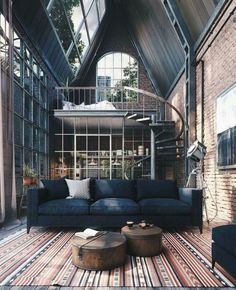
{"left": 122, "top": 0, "right": 185, "bottom": 96}
{"left": 12, "top": 0, "right": 73, "bottom": 85}
{"left": 176, "top": 0, "right": 222, "bottom": 42}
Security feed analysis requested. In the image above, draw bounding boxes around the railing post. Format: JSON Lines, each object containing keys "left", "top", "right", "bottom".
{"left": 151, "top": 114, "right": 156, "bottom": 180}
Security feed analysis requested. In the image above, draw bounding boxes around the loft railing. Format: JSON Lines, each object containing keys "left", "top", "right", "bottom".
{"left": 55, "top": 86, "right": 162, "bottom": 118}
{"left": 55, "top": 86, "right": 184, "bottom": 142}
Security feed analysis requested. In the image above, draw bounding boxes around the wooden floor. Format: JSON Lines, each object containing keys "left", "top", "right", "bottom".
{"left": 0, "top": 217, "right": 231, "bottom": 290}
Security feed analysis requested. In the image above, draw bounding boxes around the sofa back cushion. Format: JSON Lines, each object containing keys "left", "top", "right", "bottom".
{"left": 137, "top": 180, "right": 178, "bottom": 200}
{"left": 41, "top": 177, "right": 69, "bottom": 200}
{"left": 94, "top": 179, "right": 136, "bottom": 200}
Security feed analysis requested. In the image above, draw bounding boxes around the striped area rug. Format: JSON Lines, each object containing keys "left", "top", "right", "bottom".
{"left": 0, "top": 228, "right": 236, "bottom": 287}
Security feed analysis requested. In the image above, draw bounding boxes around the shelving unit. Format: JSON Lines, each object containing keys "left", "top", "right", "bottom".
{"left": 51, "top": 116, "right": 152, "bottom": 180}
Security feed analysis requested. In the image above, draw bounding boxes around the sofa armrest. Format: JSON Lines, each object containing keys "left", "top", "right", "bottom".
{"left": 179, "top": 188, "right": 203, "bottom": 230}
{"left": 27, "top": 188, "right": 48, "bottom": 227}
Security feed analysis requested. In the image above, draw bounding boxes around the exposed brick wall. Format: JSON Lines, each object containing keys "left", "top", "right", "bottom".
{"left": 195, "top": 1, "right": 236, "bottom": 222}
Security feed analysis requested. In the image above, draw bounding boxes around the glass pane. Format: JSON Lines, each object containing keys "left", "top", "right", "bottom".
{"left": 24, "top": 149, "right": 32, "bottom": 166}
{"left": 77, "top": 22, "right": 89, "bottom": 58}
{"left": 33, "top": 127, "right": 39, "bottom": 150}
{"left": 33, "top": 152, "right": 39, "bottom": 174}
{"left": 33, "top": 75, "right": 39, "bottom": 99}
{"left": 40, "top": 83, "right": 47, "bottom": 108}
{"left": 40, "top": 131, "right": 46, "bottom": 153}
{"left": 14, "top": 31, "right": 21, "bottom": 54}
{"left": 122, "top": 53, "right": 130, "bottom": 67}
{"left": 83, "top": 0, "right": 93, "bottom": 15}
{"left": 68, "top": 44, "right": 80, "bottom": 73}
{"left": 114, "top": 52, "right": 121, "bottom": 68}
{"left": 33, "top": 101, "right": 39, "bottom": 125}
{"left": 40, "top": 154, "right": 48, "bottom": 176}
{"left": 24, "top": 65, "right": 32, "bottom": 93}
{"left": 14, "top": 115, "right": 23, "bottom": 145}
{"left": 40, "top": 108, "right": 46, "bottom": 129}
{"left": 86, "top": 1, "right": 99, "bottom": 40}
{"left": 50, "top": 0, "right": 72, "bottom": 52}
{"left": 33, "top": 58, "right": 39, "bottom": 75}
{"left": 105, "top": 53, "right": 113, "bottom": 68}
{"left": 97, "top": 0, "right": 105, "bottom": 20}
{"left": 14, "top": 83, "right": 23, "bottom": 116}
{"left": 24, "top": 122, "right": 32, "bottom": 148}
{"left": 23, "top": 47, "right": 31, "bottom": 66}
{"left": 64, "top": 0, "right": 83, "bottom": 34}
{"left": 97, "top": 57, "right": 105, "bottom": 68}
{"left": 24, "top": 92, "right": 32, "bottom": 121}
{"left": 13, "top": 53, "right": 22, "bottom": 84}
{"left": 40, "top": 68, "right": 46, "bottom": 84}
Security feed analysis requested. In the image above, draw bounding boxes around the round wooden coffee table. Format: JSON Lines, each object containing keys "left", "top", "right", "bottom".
{"left": 121, "top": 225, "right": 162, "bottom": 256}
{"left": 71, "top": 232, "right": 126, "bottom": 270}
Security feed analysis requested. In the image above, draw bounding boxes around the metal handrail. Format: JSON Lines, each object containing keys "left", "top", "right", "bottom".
{"left": 124, "top": 86, "right": 185, "bottom": 143}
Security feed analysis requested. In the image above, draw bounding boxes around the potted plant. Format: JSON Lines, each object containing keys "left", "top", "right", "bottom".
{"left": 23, "top": 163, "right": 37, "bottom": 186}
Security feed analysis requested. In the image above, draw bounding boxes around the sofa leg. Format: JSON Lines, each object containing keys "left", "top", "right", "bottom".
{"left": 212, "top": 260, "right": 215, "bottom": 269}
{"left": 199, "top": 225, "right": 203, "bottom": 234}
{"left": 27, "top": 225, "right": 31, "bottom": 234}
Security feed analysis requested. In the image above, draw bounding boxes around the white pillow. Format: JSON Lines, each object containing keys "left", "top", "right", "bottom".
{"left": 65, "top": 178, "right": 90, "bottom": 199}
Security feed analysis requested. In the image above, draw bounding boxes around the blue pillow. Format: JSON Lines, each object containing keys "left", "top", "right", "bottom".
{"left": 41, "top": 177, "right": 69, "bottom": 200}
{"left": 137, "top": 180, "right": 178, "bottom": 200}
{"left": 94, "top": 179, "right": 136, "bottom": 200}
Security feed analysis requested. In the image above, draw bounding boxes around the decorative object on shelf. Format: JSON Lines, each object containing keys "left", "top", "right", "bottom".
{"left": 138, "top": 145, "right": 144, "bottom": 156}
{"left": 113, "top": 157, "right": 121, "bottom": 166}
{"left": 88, "top": 156, "right": 97, "bottom": 166}
{"left": 23, "top": 163, "right": 37, "bottom": 186}
{"left": 145, "top": 148, "right": 149, "bottom": 156}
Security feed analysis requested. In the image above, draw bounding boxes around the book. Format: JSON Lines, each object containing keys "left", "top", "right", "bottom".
{"left": 75, "top": 228, "right": 101, "bottom": 239}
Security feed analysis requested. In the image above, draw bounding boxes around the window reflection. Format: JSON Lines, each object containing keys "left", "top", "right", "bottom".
{"left": 64, "top": 1, "right": 83, "bottom": 33}
{"left": 42, "top": 0, "right": 106, "bottom": 76}
{"left": 86, "top": 1, "right": 99, "bottom": 40}
{"left": 50, "top": 0, "right": 72, "bottom": 52}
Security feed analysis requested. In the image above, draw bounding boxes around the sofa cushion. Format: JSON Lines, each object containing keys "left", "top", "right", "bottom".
{"left": 90, "top": 198, "right": 140, "bottom": 215}
{"left": 65, "top": 178, "right": 90, "bottom": 199}
{"left": 137, "top": 180, "right": 178, "bottom": 200}
{"left": 41, "top": 177, "right": 69, "bottom": 200}
{"left": 212, "top": 224, "right": 236, "bottom": 256}
{"left": 38, "top": 199, "right": 90, "bottom": 215}
{"left": 94, "top": 179, "right": 136, "bottom": 200}
{"left": 139, "top": 198, "right": 191, "bottom": 215}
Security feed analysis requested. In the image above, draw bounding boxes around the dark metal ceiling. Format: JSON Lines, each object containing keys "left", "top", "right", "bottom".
{"left": 12, "top": 0, "right": 223, "bottom": 96}
{"left": 120, "top": 0, "right": 222, "bottom": 97}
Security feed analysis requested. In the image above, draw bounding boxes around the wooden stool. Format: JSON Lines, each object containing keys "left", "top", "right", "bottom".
{"left": 121, "top": 224, "right": 162, "bottom": 256}
{"left": 71, "top": 232, "right": 126, "bottom": 270}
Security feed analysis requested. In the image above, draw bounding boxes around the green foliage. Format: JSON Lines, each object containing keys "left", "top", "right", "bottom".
{"left": 23, "top": 164, "right": 37, "bottom": 177}
{"left": 112, "top": 61, "right": 138, "bottom": 102}
{"left": 50, "top": 0, "right": 85, "bottom": 71}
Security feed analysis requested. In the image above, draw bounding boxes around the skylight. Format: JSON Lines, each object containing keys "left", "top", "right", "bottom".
{"left": 42, "top": 0, "right": 106, "bottom": 77}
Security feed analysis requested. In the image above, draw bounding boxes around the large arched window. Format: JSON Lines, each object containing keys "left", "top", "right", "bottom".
{"left": 96, "top": 52, "right": 138, "bottom": 102}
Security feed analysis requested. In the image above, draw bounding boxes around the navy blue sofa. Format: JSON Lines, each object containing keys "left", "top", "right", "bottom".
{"left": 27, "top": 179, "right": 203, "bottom": 233}
{"left": 212, "top": 224, "right": 236, "bottom": 277}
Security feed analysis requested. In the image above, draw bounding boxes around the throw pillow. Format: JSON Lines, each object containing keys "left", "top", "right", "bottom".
{"left": 41, "top": 177, "right": 69, "bottom": 200}
{"left": 65, "top": 178, "right": 90, "bottom": 199}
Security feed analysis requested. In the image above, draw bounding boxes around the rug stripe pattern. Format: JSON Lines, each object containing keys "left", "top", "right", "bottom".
{"left": 0, "top": 228, "right": 235, "bottom": 287}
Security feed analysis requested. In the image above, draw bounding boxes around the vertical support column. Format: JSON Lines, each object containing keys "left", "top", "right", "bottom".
{"left": 162, "top": 0, "right": 196, "bottom": 183}
{"left": 151, "top": 115, "right": 156, "bottom": 180}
